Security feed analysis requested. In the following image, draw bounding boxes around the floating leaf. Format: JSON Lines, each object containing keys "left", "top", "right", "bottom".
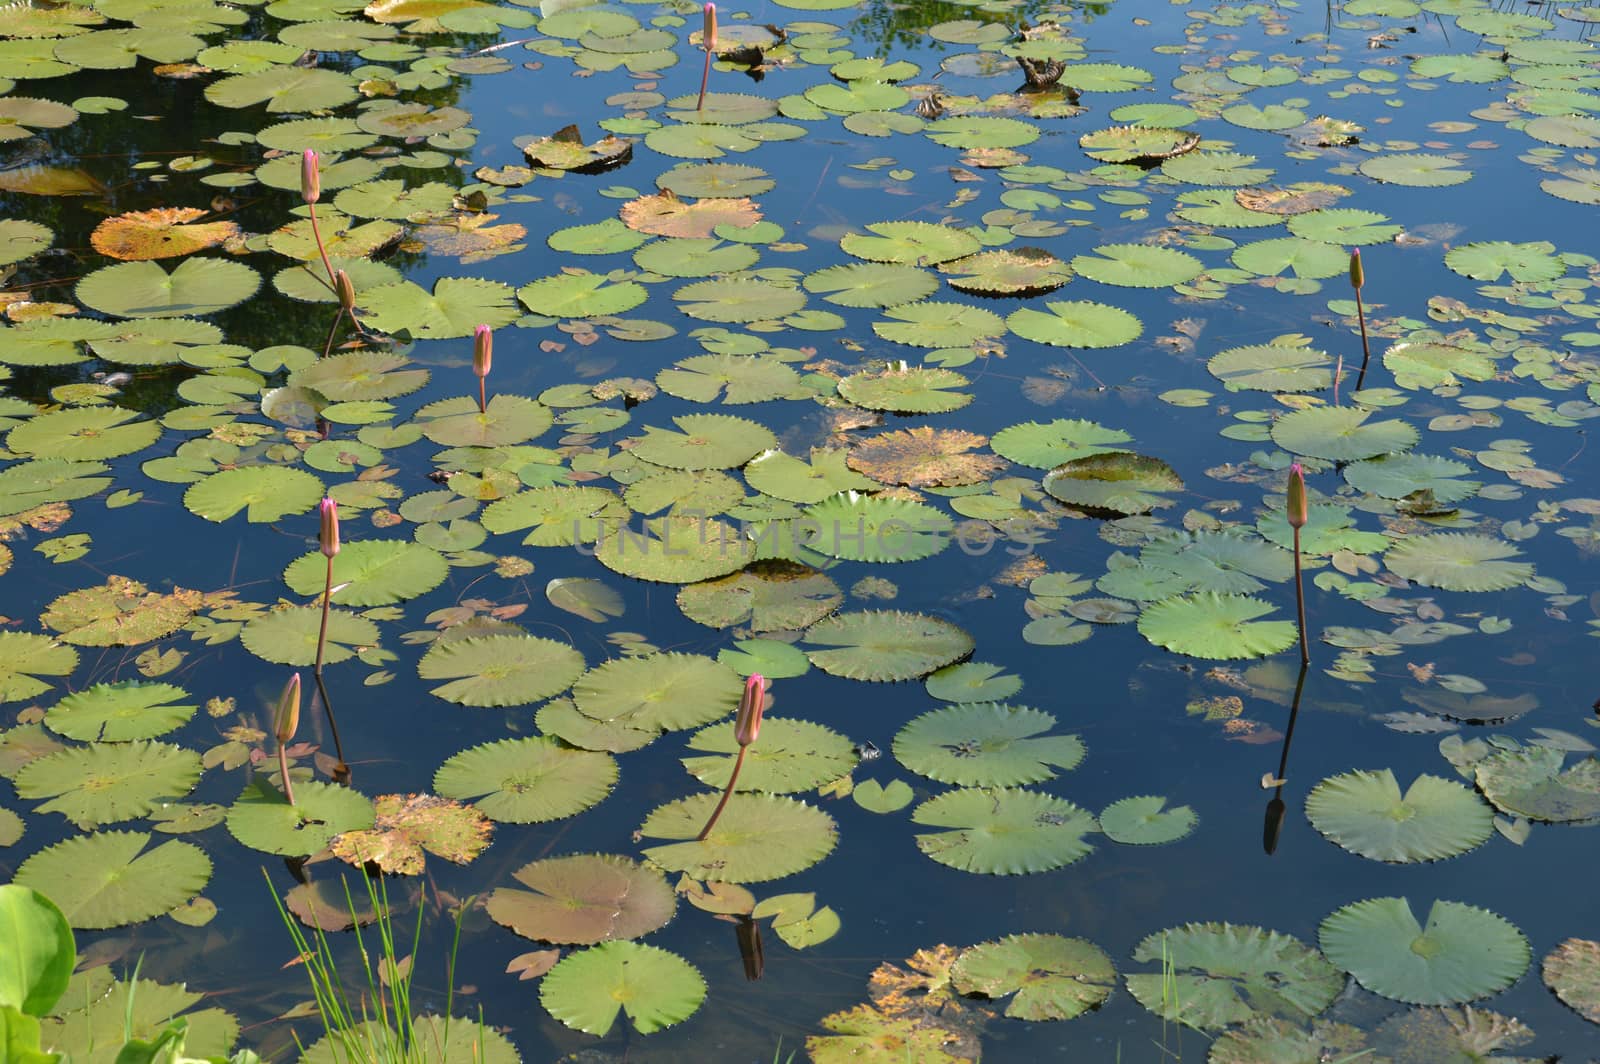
{"left": 595, "top": 516, "right": 748, "bottom": 583}
{"left": 1319, "top": 897, "right": 1529, "bottom": 1005}
{"left": 573, "top": 652, "right": 742, "bottom": 734}
{"left": 481, "top": 486, "right": 628, "bottom": 547}
{"left": 1305, "top": 769, "right": 1492, "bottom": 862}
{"left": 184, "top": 466, "right": 323, "bottom": 523}
{"left": 804, "top": 610, "right": 972, "bottom": 682}
{"left": 745, "top": 448, "right": 877, "bottom": 504}
{"left": 1270, "top": 406, "right": 1418, "bottom": 463}
{"left": 801, "top": 493, "right": 952, "bottom": 564}
{"left": 1043, "top": 453, "right": 1182, "bottom": 515}
{"left": 487, "top": 854, "right": 675, "bottom": 945}
{"left": 433, "top": 736, "right": 616, "bottom": 823}
{"left": 541, "top": 942, "right": 705, "bottom": 1036}
{"left": 89, "top": 208, "right": 239, "bottom": 261}
{"left": 894, "top": 703, "right": 1083, "bottom": 787}
{"left": 1384, "top": 534, "right": 1532, "bottom": 592}
{"left": 838, "top": 365, "right": 971, "bottom": 414}
{"left": 226, "top": 778, "right": 374, "bottom": 857}
{"left": 40, "top": 577, "right": 196, "bottom": 648}
{"left": 239, "top": 606, "right": 380, "bottom": 667}
{"left": 284, "top": 540, "right": 448, "bottom": 606}
{"left": 1474, "top": 747, "right": 1600, "bottom": 822}
{"left": 1071, "top": 244, "right": 1204, "bottom": 288}
{"left": 912, "top": 788, "right": 1095, "bottom": 875}
{"left": 639, "top": 792, "right": 837, "bottom": 882}
{"left": 848, "top": 427, "right": 1003, "bottom": 488}
{"left": 1007, "top": 300, "right": 1142, "bottom": 349}
{"left": 417, "top": 634, "right": 585, "bottom": 707}
{"left": 1126, "top": 924, "right": 1342, "bottom": 1030}
{"left": 0, "top": 634, "right": 77, "bottom": 705}
{"left": 76, "top": 259, "right": 260, "bottom": 318}
{"left": 940, "top": 248, "right": 1074, "bottom": 296}
{"left": 631, "top": 413, "right": 776, "bottom": 470}
{"left": 1138, "top": 594, "right": 1296, "bottom": 660}
{"left": 1543, "top": 938, "right": 1600, "bottom": 1024}
{"left": 656, "top": 353, "right": 802, "bottom": 404}
{"left": 951, "top": 934, "right": 1116, "bottom": 1020}
{"left": 676, "top": 563, "right": 841, "bottom": 631}
{"left": 683, "top": 717, "right": 855, "bottom": 793}
{"left": 14, "top": 831, "right": 210, "bottom": 929}
{"left": 329, "top": 794, "right": 492, "bottom": 876}
{"left": 1099, "top": 796, "right": 1198, "bottom": 845}
{"left": 14, "top": 740, "right": 201, "bottom": 829}
{"left": 1359, "top": 153, "right": 1472, "bottom": 187}
{"left": 841, "top": 221, "right": 979, "bottom": 266}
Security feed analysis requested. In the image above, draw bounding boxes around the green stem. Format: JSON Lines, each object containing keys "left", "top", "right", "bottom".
{"left": 697, "top": 745, "right": 746, "bottom": 841}
{"left": 1292, "top": 526, "right": 1309, "bottom": 667}
{"left": 1352, "top": 288, "right": 1372, "bottom": 392}
{"left": 307, "top": 202, "right": 338, "bottom": 292}
{"left": 277, "top": 740, "right": 296, "bottom": 806}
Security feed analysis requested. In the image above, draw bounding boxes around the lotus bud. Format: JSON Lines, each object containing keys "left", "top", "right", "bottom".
{"left": 275, "top": 673, "right": 301, "bottom": 744}
{"left": 319, "top": 496, "right": 340, "bottom": 558}
{"left": 703, "top": 2, "right": 717, "bottom": 52}
{"left": 1286, "top": 463, "right": 1308, "bottom": 530}
{"left": 1349, "top": 247, "right": 1363, "bottom": 291}
{"left": 301, "top": 149, "right": 320, "bottom": 206}
{"left": 474, "top": 324, "right": 493, "bottom": 379}
{"left": 334, "top": 269, "right": 355, "bottom": 313}
{"left": 734, "top": 673, "right": 764, "bottom": 747}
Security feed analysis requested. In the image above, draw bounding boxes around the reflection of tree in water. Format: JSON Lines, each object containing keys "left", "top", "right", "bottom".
{"left": 848, "top": 0, "right": 1112, "bottom": 57}
{"left": 0, "top": 24, "right": 488, "bottom": 410}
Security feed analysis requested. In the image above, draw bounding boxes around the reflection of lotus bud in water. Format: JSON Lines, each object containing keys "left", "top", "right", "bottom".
{"left": 1349, "top": 247, "right": 1364, "bottom": 291}
{"left": 275, "top": 672, "right": 301, "bottom": 744}
{"left": 1263, "top": 796, "right": 1285, "bottom": 855}
{"left": 734, "top": 673, "right": 765, "bottom": 746}
{"left": 334, "top": 269, "right": 355, "bottom": 313}
{"left": 319, "top": 496, "right": 340, "bottom": 558}
{"left": 1286, "top": 463, "right": 1308, "bottom": 530}
{"left": 301, "top": 149, "right": 320, "bottom": 206}
{"left": 736, "top": 916, "right": 764, "bottom": 981}
{"left": 474, "top": 323, "right": 493, "bottom": 379}
{"left": 703, "top": 2, "right": 717, "bottom": 52}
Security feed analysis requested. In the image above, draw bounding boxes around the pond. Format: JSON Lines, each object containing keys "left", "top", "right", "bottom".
{"left": 2, "top": 0, "right": 1600, "bottom": 1058}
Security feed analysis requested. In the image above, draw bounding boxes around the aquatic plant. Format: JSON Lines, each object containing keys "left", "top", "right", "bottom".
{"left": 697, "top": 672, "right": 765, "bottom": 840}
{"left": 1286, "top": 462, "right": 1310, "bottom": 667}
{"left": 696, "top": 3, "right": 717, "bottom": 113}
{"left": 274, "top": 672, "right": 301, "bottom": 806}
{"left": 1350, "top": 248, "right": 1372, "bottom": 391}
{"left": 473, "top": 324, "right": 492, "bottom": 415}
{"left": 300, "top": 149, "right": 336, "bottom": 291}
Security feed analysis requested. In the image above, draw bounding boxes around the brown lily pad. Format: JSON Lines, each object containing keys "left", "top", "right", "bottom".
{"left": 1234, "top": 182, "right": 1350, "bottom": 215}
{"left": 329, "top": 793, "right": 493, "bottom": 876}
{"left": 522, "top": 123, "right": 633, "bottom": 172}
{"left": 1543, "top": 938, "right": 1600, "bottom": 1024}
{"left": 89, "top": 207, "right": 240, "bottom": 261}
{"left": 486, "top": 853, "right": 676, "bottom": 945}
{"left": 40, "top": 576, "right": 201, "bottom": 647}
{"left": 847, "top": 427, "right": 1006, "bottom": 488}
{"left": 620, "top": 190, "right": 761, "bottom": 238}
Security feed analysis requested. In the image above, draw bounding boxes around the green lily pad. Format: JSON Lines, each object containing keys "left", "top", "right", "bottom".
{"left": 631, "top": 413, "right": 776, "bottom": 470}
{"left": 1284, "top": 208, "right": 1402, "bottom": 246}
{"left": 76, "top": 259, "right": 260, "bottom": 318}
{"left": 7, "top": 409, "right": 160, "bottom": 464}
{"left": 1099, "top": 796, "right": 1198, "bottom": 845}
{"left": 225, "top": 778, "right": 374, "bottom": 856}
{"left": 912, "top": 788, "right": 1095, "bottom": 875}
{"left": 13, "top": 831, "right": 210, "bottom": 929}
{"left": 676, "top": 563, "right": 842, "bottom": 631}
{"left": 683, "top": 717, "right": 855, "bottom": 793}
{"left": 873, "top": 301, "right": 1005, "bottom": 349}
{"left": 1384, "top": 534, "right": 1532, "bottom": 592}
{"left": 1007, "top": 300, "right": 1143, "bottom": 349}
{"left": 360, "top": 277, "right": 519, "bottom": 339}
{"left": 840, "top": 221, "right": 979, "bottom": 266}
{"left": 283, "top": 540, "right": 448, "bottom": 606}
{"left": 639, "top": 792, "right": 837, "bottom": 882}
{"left": 1319, "top": 897, "right": 1529, "bottom": 1005}
{"left": 804, "top": 610, "right": 972, "bottom": 682}
{"left": 1138, "top": 593, "right": 1297, "bottom": 660}
{"left": 991, "top": 420, "right": 1133, "bottom": 469}
{"left": 1474, "top": 747, "right": 1600, "bottom": 822}
{"left": 803, "top": 262, "right": 940, "bottom": 308}
{"left": 838, "top": 365, "right": 972, "bottom": 414}
{"left": 744, "top": 448, "right": 877, "bottom": 503}
{"left": 414, "top": 395, "right": 553, "bottom": 448}
{"left": 541, "top": 942, "right": 705, "bottom": 1036}
{"left": 893, "top": 703, "right": 1084, "bottom": 787}
{"left": 925, "top": 662, "right": 1023, "bottom": 703}
{"left": 184, "top": 466, "right": 323, "bottom": 523}
{"left": 1126, "top": 924, "right": 1343, "bottom": 1030}
{"left": 487, "top": 853, "right": 675, "bottom": 945}
{"left": 535, "top": 698, "right": 658, "bottom": 754}
{"left": 941, "top": 247, "right": 1074, "bottom": 296}
{"left": 1232, "top": 237, "right": 1349, "bottom": 280}
{"left": 519, "top": 272, "right": 647, "bottom": 319}
{"left": 43, "top": 683, "right": 192, "bottom": 744}
{"left": 1071, "top": 244, "right": 1204, "bottom": 288}
{"left": 481, "top": 486, "right": 628, "bottom": 546}
{"left": 14, "top": 740, "right": 201, "bottom": 829}
{"left": 1444, "top": 240, "right": 1565, "bottom": 283}
{"left": 0, "top": 634, "right": 78, "bottom": 704}
{"left": 239, "top": 605, "right": 381, "bottom": 667}
{"left": 0, "top": 460, "right": 113, "bottom": 518}
{"left": 1271, "top": 407, "right": 1418, "bottom": 462}
{"left": 951, "top": 934, "right": 1116, "bottom": 1020}
{"left": 1208, "top": 344, "right": 1331, "bottom": 392}
{"left": 800, "top": 493, "right": 952, "bottom": 563}
{"left": 656, "top": 353, "right": 804, "bottom": 404}
{"left": 1305, "top": 769, "right": 1493, "bottom": 862}
{"left": 434, "top": 736, "right": 617, "bottom": 823}
{"left": 1207, "top": 1018, "right": 1375, "bottom": 1064}
{"left": 672, "top": 276, "right": 806, "bottom": 323}
{"left": 572, "top": 652, "right": 742, "bottom": 733}
{"left": 289, "top": 351, "right": 428, "bottom": 402}
{"left": 417, "top": 634, "right": 585, "bottom": 707}
{"left": 1360, "top": 153, "right": 1473, "bottom": 187}
{"left": 1043, "top": 453, "right": 1182, "bottom": 515}
{"left": 1343, "top": 453, "right": 1480, "bottom": 504}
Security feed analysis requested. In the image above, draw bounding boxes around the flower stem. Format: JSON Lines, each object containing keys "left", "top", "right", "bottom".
{"left": 277, "top": 740, "right": 297, "bottom": 806}
{"left": 316, "top": 553, "right": 333, "bottom": 677}
{"left": 1292, "top": 525, "right": 1309, "bottom": 667}
{"left": 697, "top": 746, "right": 746, "bottom": 841}
{"left": 478, "top": 375, "right": 487, "bottom": 416}
{"left": 697, "top": 49, "right": 712, "bottom": 111}
{"left": 1352, "top": 288, "right": 1372, "bottom": 392}
{"left": 307, "top": 202, "right": 338, "bottom": 291}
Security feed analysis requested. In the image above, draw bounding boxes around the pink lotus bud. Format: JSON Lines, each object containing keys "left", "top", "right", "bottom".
{"left": 474, "top": 324, "right": 492, "bottom": 379}
{"left": 319, "top": 496, "right": 340, "bottom": 558}
{"left": 301, "top": 149, "right": 320, "bottom": 206}
{"left": 703, "top": 2, "right": 717, "bottom": 53}
{"left": 334, "top": 269, "right": 355, "bottom": 312}
{"left": 1349, "top": 247, "right": 1363, "bottom": 291}
{"left": 1286, "top": 463, "right": 1308, "bottom": 530}
{"left": 734, "top": 673, "right": 764, "bottom": 747}
{"left": 275, "top": 673, "right": 301, "bottom": 744}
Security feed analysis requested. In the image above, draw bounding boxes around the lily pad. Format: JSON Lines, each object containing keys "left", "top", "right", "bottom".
{"left": 487, "top": 853, "right": 675, "bottom": 945}
{"left": 433, "top": 736, "right": 616, "bottom": 823}
{"left": 801, "top": 493, "right": 952, "bottom": 563}
{"left": 912, "top": 788, "right": 1096, "bottom": 875}
{"left": 541, "top": 941, "right": 704, "bottom": 1036}
{"left": 1007, "top": 300, "right": 1143, "bottom": 349}
{"left": 1126, "top": 924, "right": 1343, "bottom": 1030}
{"left": 283, "top": 540, "right": 448, "bottom": 606}
{"left": 1543, "top": 938, "right": 1600, "bottom": 1024}
{"left": 328, "top": 793, "right": 492, "bottom": 875}
{"left": 1099, "top": 796, "right": 1198, "bottom": 845}
{"left": 1359, "top": 153, "right": 1473, "bottom": 187}
{"left": 226, "top": 778, "right": 374, "bottom": 856}
{"left": 1071, "top": 244, "right": 1204, "bottom": 288}
{"left": 1137, "top": 594, "right": 1297, "bottom": 660}
{"left": 13, "top": 831, "right": 210, "bottom": 929}
{"left": 991, "top": 419, "right": 1133, "bottom": 469}
{"left": 683, "top": 717, "right": 856, "bottom": 793}
{"left": 76, "top": 259, "right": 260, "bottom": 318}
{"left": 951, "top": 934, "right": 1116, "bottom": 1020}
{"left": 1319, "top": 897, "right": 1529, "bottom": 1005}
{"left": 804, "top": 610, "right": 972, "bottom": 682}
{"left": 841, "top": 222, "right": 979, "bottom": 266}
{"left": 14, "top": 740, "right": 201, "bottom": 829}
{"left": 417, "top": 634, "right": 585, "bottom": 707}
{"left": 838, "top": 365, "right": 972, "bottom": 414}
{"left": 631, "top": 413, "right": 776, "bottom": 470}
{"left": 1305, "top": 769, "right": 1493, "bottom": 862}
{"left": 1474, "top": 747, "right": 1600, "bottom": 822}
{"left": 184, "top": 466, "right": 324, "bottom": 523}
{"left": 677, "top": 564, "right": 841, "bottom": 631}
{"left": 1384, "top": 534, "right": 1533, "bottom": 592}
{"left": 0, "top": 633, "right": 77, "bottom": 704}
{"left": 45, "top": 682, "right": 192, "bottom": 746}
{"left": 1043, "top": 453, "right": 1182, "bottom": 515}
{"left": 1270, "top": 407, "right": 1418, "bottom": 463}
{"left": 639, "top": 792, "right": 837, "bottom": 882}
{"left": 893, "top": 703, "right": 1084, "bottom": 787}
{"left": 573, "top": 652, "right": 742, "bottom": 733}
